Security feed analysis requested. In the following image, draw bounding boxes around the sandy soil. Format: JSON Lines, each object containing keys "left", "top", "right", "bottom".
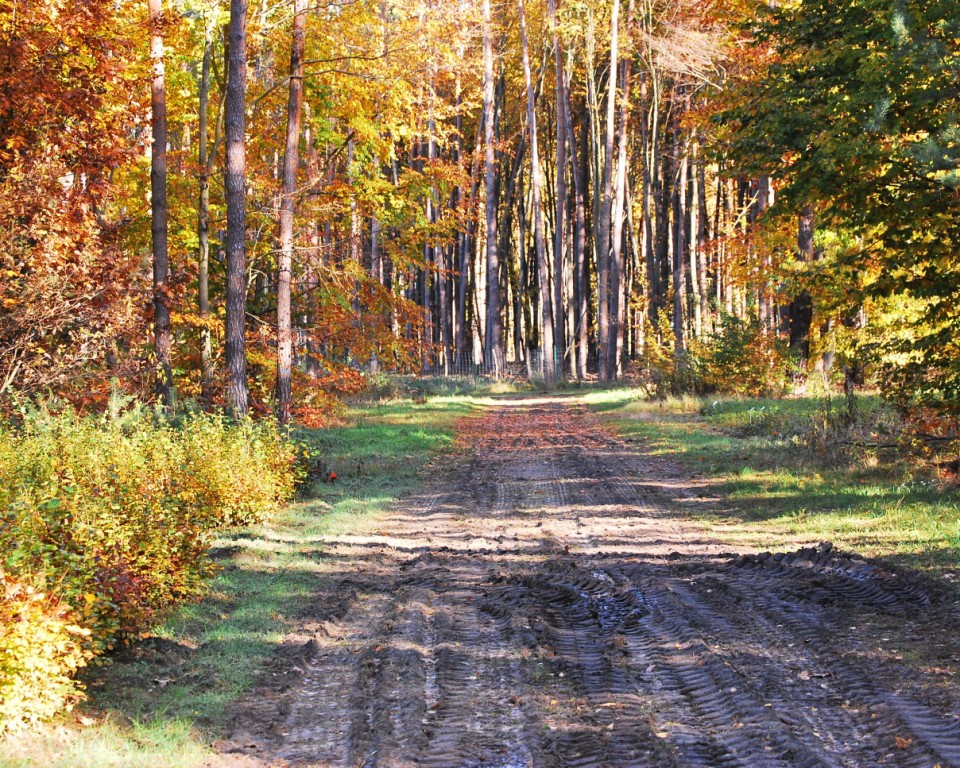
{"left": 215, "top": 396, "right": 960, "bottom": 768}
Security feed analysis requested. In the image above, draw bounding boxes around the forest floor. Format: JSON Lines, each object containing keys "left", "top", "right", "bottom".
{"left": 211, "top": 394, "right": 960, "bottom": 768}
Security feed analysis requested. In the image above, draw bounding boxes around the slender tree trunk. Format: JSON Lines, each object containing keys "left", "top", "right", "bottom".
{"left": 275, "top": 0, "right": 306, "bottom": 424}
{"left": 790, "top": 204, "right": 816, "bottom": 362}
{"left": 608, "top": 0, "right": 633, "bottom": 379}
{"left": 568, "top": 101, "right": 589, "bottom": 380}
{"left": 518, "top": 0, "right": 554, "bottom": 382}
{"left": 197, "top": 18, "right": 214, "bottom": 405}
{"left": 458, "top": 116, "right": 483, "bottom": 366}
{"left": 672, "top": 109, "right": 687, "bottom": 351}
{"left": 548, "top": 0, "right": 567, "bottom": 376}
{"left": 639, "top": 74, "right": 658, "bottom": 323}
{"left": 596, "top": 0, "right": 619, "bottom": 381}
{"left": 225, "top": 0, "right": 250, "bottom": 416}
{"left": 149, "top": 0, "right": 173, "bottom": 408}
{"left": 696, "top": 144, "right": 709, "bottom": 335}
{"left": 482, "top": 0, "right": 503, "bottom": 376}
{"left": 689, "top": 136, "right": 702, "bottom": 340}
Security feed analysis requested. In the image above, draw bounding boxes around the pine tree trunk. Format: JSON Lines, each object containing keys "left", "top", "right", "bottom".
{"left": 225, "top": 0, "right": 250, "bottom": 416}
{"left": 671, "top": 110, "right": 687, "bottom": 351}
{"left": 197, "top": 19, "right": 215, "bottom": 405}
{"left": 569, "top": 102, "right": 589, "bottom": 380}
{"left": 518, "top": 0, "right": 554, "bottom": 382}
{"left": 689, "top": 137, "right": 702, "bottom": 340}
{"left": 595, "top": 0, "right": 619, "bottom": 382}
{"left": 790, "top": 204, "right": 816, "bottom": 362}
{"left": 482, "top": 0, "right": 503, "bottom": 376}
{"left": 275, "top": 0, "right": 306, "bottom": 424}
{"left": 608, "top": 4, "right": 632, "bottom": 379}
{"left": 548, "top": 0, "right": 567, "bottom": 377}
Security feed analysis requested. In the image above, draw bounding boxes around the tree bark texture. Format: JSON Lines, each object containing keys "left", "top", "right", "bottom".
{"left": 518, "top": 0, "right": 554, "bottom": 382}
{"left": 149, "top": 0, "right": 173, "bottom": 408}
{"left": 225, "top": 0, "right": 250, "bottom": 416}
{"left": 275, "top": 0, "right": 306, "bottom": 424}
{"left": 482, "top": 0, "right": 503, "bottom": 376}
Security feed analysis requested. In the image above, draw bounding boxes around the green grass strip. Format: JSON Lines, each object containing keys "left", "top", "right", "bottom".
{"left": 588, "top": 389, "right": 960, "bottom": 578}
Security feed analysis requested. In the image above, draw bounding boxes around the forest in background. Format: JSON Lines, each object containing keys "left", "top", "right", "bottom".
{"left": 2, "top": 0, "right": 959, "bottom": 422}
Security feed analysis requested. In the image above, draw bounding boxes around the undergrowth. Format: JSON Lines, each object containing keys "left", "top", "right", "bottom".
{"left": 0, "top": 401, "right": 297, "bottom": 734}
{"left": 0, "top": 396, "right": 475, "bottom": 767}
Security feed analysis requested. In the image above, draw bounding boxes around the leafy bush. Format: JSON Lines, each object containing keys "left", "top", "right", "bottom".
{"left": 0, "top": 573, "right": 93, "bottom": 731}
{"left": 637, "top": 313, "right": 703, "bottom": 398}
{"left": 0, "top": 403, "right": 297, "bottom": 731}
{"left": 699, "top": 315, "right": 792, "bottom": 397}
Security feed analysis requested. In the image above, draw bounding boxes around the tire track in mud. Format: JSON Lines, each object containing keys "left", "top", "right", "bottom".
{"left": 225, "top": 397, "right": 960, "bottom": 768}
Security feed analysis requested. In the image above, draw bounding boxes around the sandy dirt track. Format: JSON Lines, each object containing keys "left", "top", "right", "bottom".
{"left": 219, "top": 396, "right": 960, "bottom": 768}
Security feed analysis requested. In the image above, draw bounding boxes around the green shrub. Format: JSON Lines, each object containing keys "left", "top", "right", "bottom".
{"left": 698, "top": 315, "right": 792, "bottom": 397}
{"left": 0, "top": 403, "right": 297, "bottom": 731}
{"left": 637, "top": 313, "right": 703, "bottom": 398}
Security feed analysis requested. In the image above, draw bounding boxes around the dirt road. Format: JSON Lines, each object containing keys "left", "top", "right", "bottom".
{"left": 223, "top": 396, "right": 960, "bottom": 768}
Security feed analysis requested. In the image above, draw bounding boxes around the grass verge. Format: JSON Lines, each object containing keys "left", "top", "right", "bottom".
{"left": 586, "top": 389, "right": 960, "bottom": 579}
{"left": 0, "top": 396, "right": 477, "bottom": 768}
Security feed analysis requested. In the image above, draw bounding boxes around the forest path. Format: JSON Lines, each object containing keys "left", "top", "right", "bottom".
{"left": 219, "top": 396, "right": 960, "bottom": 768}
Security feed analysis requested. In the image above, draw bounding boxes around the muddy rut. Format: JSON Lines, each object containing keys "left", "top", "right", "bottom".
{"left": 223, "top": 397, "right": 960, "bottom": 768}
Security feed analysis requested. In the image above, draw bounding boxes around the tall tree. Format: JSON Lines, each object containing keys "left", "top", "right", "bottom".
{"left": 148, "top": 0, "right": 173, "bottom": 407}
{"left": 482, "top": 0, "right": 503, "bottom": 376}
{"left": 596, "top": 0, "right": 620, "bottom": 382}
{"left": 224, "top": 0, "right": 250, "bottom": 416}
{"left": 608, "top": 0, "right": 634, "bottom": 378}
{"left": 197, "top": 13, "right": 217, "bottom": 404}
{"left": 276, "top": 0, "right": 307, "bottom": 424}
{"left": 548, "top": 0, "right": 568, "bottom": 377}
{"left": 518, "top": 0, "right": 554, "bottom": 382}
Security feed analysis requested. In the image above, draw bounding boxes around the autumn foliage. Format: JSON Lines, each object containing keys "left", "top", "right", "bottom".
{"left": 0, "top": 1, "right": 147, "bottom": 402}
{"left": 0, "top": 403, "right": 297, "bottom": 732}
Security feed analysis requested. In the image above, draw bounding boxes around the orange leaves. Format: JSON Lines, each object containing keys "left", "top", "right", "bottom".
{"left": 0, "top": 0, "right": 147, "bottom": 405}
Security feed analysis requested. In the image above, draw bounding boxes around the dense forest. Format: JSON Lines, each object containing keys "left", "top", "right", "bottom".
{"left": 2, "top": 0, "right": 958, "bottom": 419}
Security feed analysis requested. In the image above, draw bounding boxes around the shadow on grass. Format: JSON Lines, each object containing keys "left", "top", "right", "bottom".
{"left": 590, "top": 391, "right": 960, "bottom": 577}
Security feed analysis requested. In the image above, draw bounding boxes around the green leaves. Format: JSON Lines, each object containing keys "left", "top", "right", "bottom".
{"left": 720, "top": 0, "right": 960, "bottom": 412}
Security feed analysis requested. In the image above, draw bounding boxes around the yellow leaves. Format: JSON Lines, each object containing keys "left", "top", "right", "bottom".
{"left": 0, "top": 570, "right": 91, "bottom": 733}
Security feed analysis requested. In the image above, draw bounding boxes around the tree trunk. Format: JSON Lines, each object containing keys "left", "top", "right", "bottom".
{"left": 482, "top": 0, "right": 503, "bottom": 376}
{"left": 671, "top": 109, "right": 687, "bottom": 352}
{"left": 548, "top": 0, "right": 567, "bottom": 377}
{"left": 149, "top": 0, "right": 173, "bottom": 408}
{"left": 790, "top": 204, "right": 816, "bottom": 362}
{"left": 689, "top": 136, "right": 702, "bottom": 340}
{"left": 275, "top": 0, "right": 306, "bottom": 424}
{"left": 696, "top": 145, "right": 710, "bottom": 335}
{"left": 225, "top": 0, "right": 250, "bottom": 416}
{"left": 639, "top": 74, "right": 658, "bottom": 324}
{"left": 518, "top": 0, "right": 554, "bottom": 382}
{"left": 608, "top": 0, "right": 633, "bottom": 379}
{"left": 595, "top": 0, "right": 619, "bottom": 381}
{"left": 197, "top": 17, "right": 215, "bottom": 405}
{"left": 568, "top": 100, "right": 589, "bottom": 380}
{"left": 458, "top": 116, "right": 483, "bottom": 367}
